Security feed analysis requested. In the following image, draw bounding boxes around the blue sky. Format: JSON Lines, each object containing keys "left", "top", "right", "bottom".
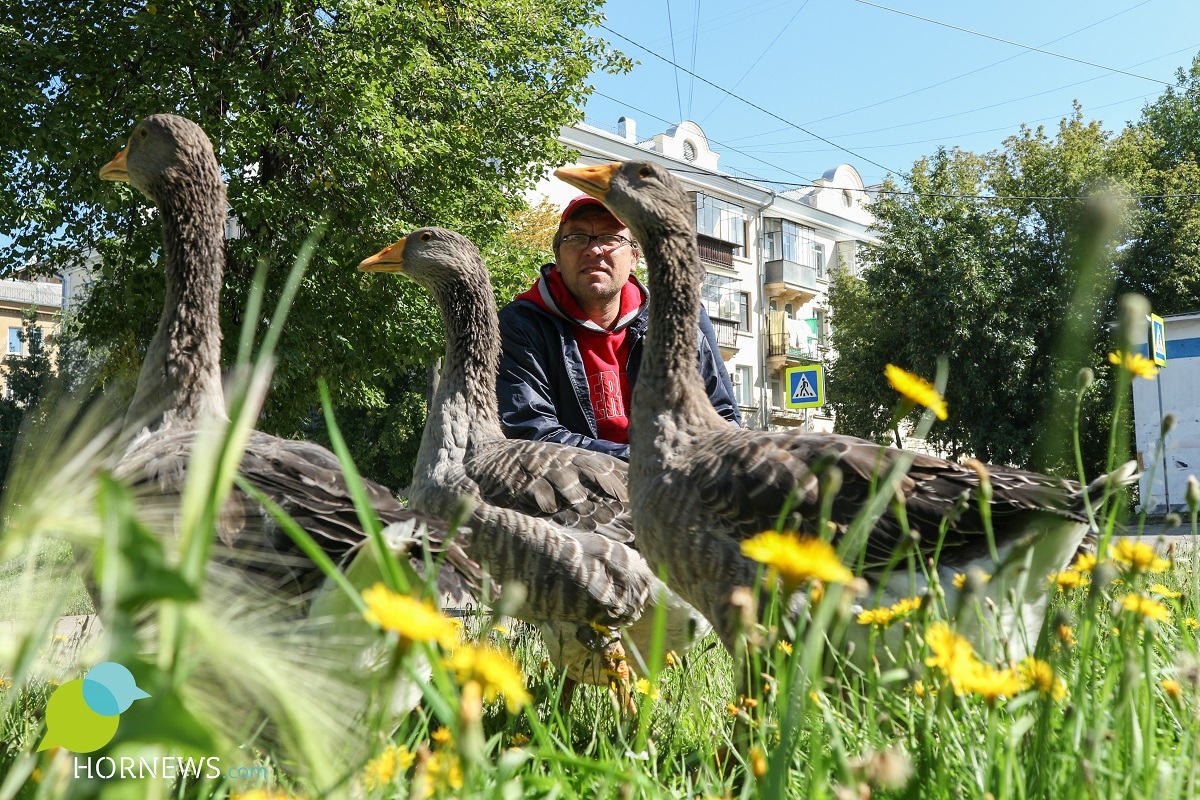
{"left": 580, "top": 0, "right": 1200, "bottom": 187}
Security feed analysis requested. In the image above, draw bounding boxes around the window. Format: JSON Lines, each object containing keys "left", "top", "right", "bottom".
{"left": 762, "top": 219, "right": 818, "bottom": 267}
{"left": 770, "top": 377, "right": 782, "bottom": 409}
{"left": 815, "top": 309, "right": 829, "bottom": 347}
{"left": 7, "top": 327, "right": 22, "bottom": 356}
{"left": 813, "top": 242, "right": 825, "bottom": 278}
{"left": 694, "top": 194, "right": 745, "bottom": 247}
{"left": 683, "top": 140, "right": 697, "bottom": 162}
{"left": 735, "top": 365, "right": 754, "bottom": 407}
{"left": 737, "top": 292, "right": 750, "bottom": 331}
{"left": 701, "top": 272, "right": 742, "bottom": 322}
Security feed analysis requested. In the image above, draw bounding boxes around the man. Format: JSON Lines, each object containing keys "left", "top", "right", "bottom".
{"left": 497, "top": 193, "right": 742, "bottom": 460}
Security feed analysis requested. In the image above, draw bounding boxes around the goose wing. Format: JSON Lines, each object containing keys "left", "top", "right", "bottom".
{"left": 465, "top": 438, "right": 633, "bottom": 544}
{"left": 119, "top": 428, "right": 482, "bottom": 603}
{"left": 686, "top": 429, "right": 1098, "bottom": 571}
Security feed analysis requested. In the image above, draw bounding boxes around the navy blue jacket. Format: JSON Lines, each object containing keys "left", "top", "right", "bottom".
{"left": 497, "top": 274, "right": 742, "bottom": 461}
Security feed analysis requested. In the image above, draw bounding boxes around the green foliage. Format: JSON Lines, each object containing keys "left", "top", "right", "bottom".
{"left": 829, "top": 110, "right": 1146, "bottom": 474}
{"left": 0, "top": 0, "right": 628, "bottom": 487}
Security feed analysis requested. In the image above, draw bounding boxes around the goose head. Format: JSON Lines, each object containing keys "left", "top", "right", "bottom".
{"left": 100, "top": 114, "right": 222, "bottom": 203}
{"left": 358, "top": 227, "right": 486, "bottom": 294}
{"left": 554, "top": 161, "right": 693, "bottom": 249}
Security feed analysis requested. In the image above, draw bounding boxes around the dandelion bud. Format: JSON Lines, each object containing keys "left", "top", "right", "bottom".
{"left": 1117, "top": 294, "right": 1151, "bottom": 351}
{"left": 820, "top": 465, "right": 843, "bottom": 499}
{"left": 1186, "top": 475, "right": 1200, "bottom": 515}
{"left": 1162, "top": 413, "right": 1177, "bottom": 437}
{"left": 1165, "top": 513, "right": 1182, "bottom": 529}
{"left": 964, "top": 458, "right": 993, "bottom": 503}
{"left": 1077, "top": 367, "right": 1095, "bottom": 391}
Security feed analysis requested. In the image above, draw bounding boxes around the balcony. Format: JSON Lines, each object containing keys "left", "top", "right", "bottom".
{"left": 763, "top": 259, "right": 819, "bottom": 305}
{"left": 0, "top": 279, "right": 63, "bottom": 309}
{"left": 696, "top": 234, "right": 738, "bottom": 267}
{"left": 710, "top": 317, "right": 739, "bottom": 350}
{"left": 764, "top": 311, "right": 821, "bottom": 372}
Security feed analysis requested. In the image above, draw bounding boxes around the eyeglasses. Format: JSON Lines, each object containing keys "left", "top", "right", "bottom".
{"left": 559, "top": 233, "right": 634, "bottom": 251}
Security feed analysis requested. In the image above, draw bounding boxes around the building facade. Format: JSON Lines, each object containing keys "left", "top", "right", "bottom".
{"left": 1130, "top": 311, "right": 1200, "bottom": 513}
{"left": 529, "top": 117, "right": 877, "bottom": 431}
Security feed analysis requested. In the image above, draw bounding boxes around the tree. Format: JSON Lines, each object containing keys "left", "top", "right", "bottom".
{"left": 828, "top": 110, "right": 1147, "bottom": 475}
{"left": 0, "top": 1, "right": 627, "bottom": 487}
{"left": 1121, "top": 54, "right": 1200, "bottom": 314}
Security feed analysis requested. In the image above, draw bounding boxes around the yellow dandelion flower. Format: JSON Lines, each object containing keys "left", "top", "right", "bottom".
{"left": 1019, "top": 658, "right": 1067, "bottom": 701}
{"left": 1112, "top": 540, "right": 1170, "bottom": 573}
{"left": 857, "top": 606, "right": 895, "bottom": 627}
{"left": 1049, "top": 570, "right": 1090, "bottom": 591}
{"left": 635, "top": 678, "right": 660, "bottom": 700}
{"left": 444, "top": 644, "right": 532, "bottom": 713}
{"left": 1072, "top": 552, "right": 1098, "bottom": 572}
{"left": 964, "top": 663, "right": 1023, "bottom": 704}
{"left": 952, "top": 573, "right": 966, "bottom": 589}
{"left": 1108, "top": 351, "right": 1158, "bottom": 379}
{"left": 808, "top": 691, "right": 822, "bottom": 706}
{"left": 430, "top": 727, "right": 453, "bottom": 746}
{"left": 1057, "top": 625, "right": 1077, "bottom": 646}
{"left": 885, "top": 364, "right": 948, "bottom": 420}
{"left": 492, "top": 624, "right": 510, "bottom": 636}
{"left": 1149, "top": 583, "right": 1181, "bottom": 598}
{"left": 665, "top": 650, "right": 678, "bottom": 667}
{"left": 749, "top": 747, "right": 767, "bottom": 779}
{"left": 777, "top": 640, "right": 794, "bottom": 655}
{"left": 361, "top": 584, "right": 461, "bottom": 648}
{"left": 426, "top": 751, "right": 463, "bottom": 792}
{"left": 509, "top": 732, "right": 530, "bottom": 747}
{"left": 1162, "top": 679, "right": 1183, "bottom": 699}
{"left": 361, "top": 744, "right": 414, "bottom": 791}
{"left": 741, "top": 696, "right": 758, "bottom": 709}
{"left": 924, "top": 623, "right": 977, "bottom": 673}
{"left": 810, "top": 580, "right": 826, "bottom": 605}
{"left": 1185, "top": 617, "right": 1199, "bottom": 630}
{"left": 1121, "top": 593, "right": 1170, "bottom": 622}
{"left": 911, "top": 680, "right": 926, "bottom": 698}
{"left": 740, "top": 532, "right": 854, "bottom": 588}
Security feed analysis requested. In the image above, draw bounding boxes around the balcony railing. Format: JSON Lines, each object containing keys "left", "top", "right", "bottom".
{"left": 696, "top": 234, "right": 738, "bottom": 267}
{"left": 766, "top": 334, "right": 819, "bottom": 361}
{"left": 710, "top": 317, "right": 739, "bottom": 349}
{"left": 764, "top": 259, "right": 818, "bottom": 293}
{"left": 0, "top": 279, "right": 62, "bottom": 308}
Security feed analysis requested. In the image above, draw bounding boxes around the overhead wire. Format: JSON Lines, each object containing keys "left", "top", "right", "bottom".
{"left": 597, "top": 23, "right": 903, "bottom": 175}
{"left": 698, "top": 0, "right": 812, "bottom": 124}
{"left": 665, "top": 0, "right": 684, "bottom": 123}
{"left": 850, "top": 0, "right": 1174, "bottom": 87}
{"left": 802, "top": 0, "right": 1157, "bottom": 128}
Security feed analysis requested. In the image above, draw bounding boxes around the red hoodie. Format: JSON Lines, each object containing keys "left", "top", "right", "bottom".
{"left": 515, "top": 267, "right": 647, "bottom": 444}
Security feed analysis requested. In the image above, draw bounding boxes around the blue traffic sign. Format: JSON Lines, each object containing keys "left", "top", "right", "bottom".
{"left": 785, "top": 364, "right": 824, "bottom": 410}
{"left": 1150, "top": 313, "right": 1167, "bottom": 367}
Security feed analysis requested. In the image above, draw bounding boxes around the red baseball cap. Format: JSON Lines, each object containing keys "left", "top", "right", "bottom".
{"left": 558, "top": 194, "right": 624, "bottom": 227}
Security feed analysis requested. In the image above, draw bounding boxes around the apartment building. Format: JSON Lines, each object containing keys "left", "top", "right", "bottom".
{"left": 530, "top": 117, "right": 878, "bottom": 431}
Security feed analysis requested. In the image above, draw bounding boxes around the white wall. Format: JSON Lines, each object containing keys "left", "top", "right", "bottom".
{"left": 1131, "top": 313, "right": 1200, "bottom": 512}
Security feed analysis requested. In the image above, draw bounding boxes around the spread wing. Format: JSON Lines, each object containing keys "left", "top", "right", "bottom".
{"left": 465, "top": 438, "right": 633, "bottom": 544}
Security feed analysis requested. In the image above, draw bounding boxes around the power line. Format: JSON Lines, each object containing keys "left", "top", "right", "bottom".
{"left": 851, "top": 0, "right": 1173, "bottom": 87}
{"left": 598, "top": 23, "right": 903, "bottom": 175}
{"left": 665, "top": 0, "right": 684, "bottom": 123}
{"left": 698, "top": 0, "right": 812, "bottom": 124}
{"left": 589, "top": 89, "right": 818, "bottom": 183}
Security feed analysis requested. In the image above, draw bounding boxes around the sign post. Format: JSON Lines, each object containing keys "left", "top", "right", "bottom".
{"left": 1149, "top": 313, "right": 1169, "bottom": 509}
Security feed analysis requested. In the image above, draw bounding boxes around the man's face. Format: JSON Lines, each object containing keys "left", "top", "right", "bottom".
{"left": 555, "top": 208, "right": 637, "bottom": 311}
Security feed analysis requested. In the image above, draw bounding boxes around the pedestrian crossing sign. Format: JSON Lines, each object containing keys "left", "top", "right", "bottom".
{"left": 785, "top": 364, "right": 824, "bottom": 410}
{"left": 1150, "top": 313, "right": 1167, "bottom": 367}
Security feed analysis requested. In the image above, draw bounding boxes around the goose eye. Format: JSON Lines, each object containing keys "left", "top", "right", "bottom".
{"left": 137, "top": 127, "right": 148, "bottom": 139}
{"left": 638, "top": 166, "right": 652, "bottom": 179}
{"left": 420, "top": 232, "right": 432, "bottom": 241}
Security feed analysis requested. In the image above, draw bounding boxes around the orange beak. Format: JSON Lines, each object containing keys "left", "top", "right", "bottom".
{"left": 358, "top": 238, "right": 408, "bottom": 273}
{"left": 99, "top": 147, "right": 129, "bottom": 182}
{"left": 554, "top": 162, "right": 619, "bottom": 201}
